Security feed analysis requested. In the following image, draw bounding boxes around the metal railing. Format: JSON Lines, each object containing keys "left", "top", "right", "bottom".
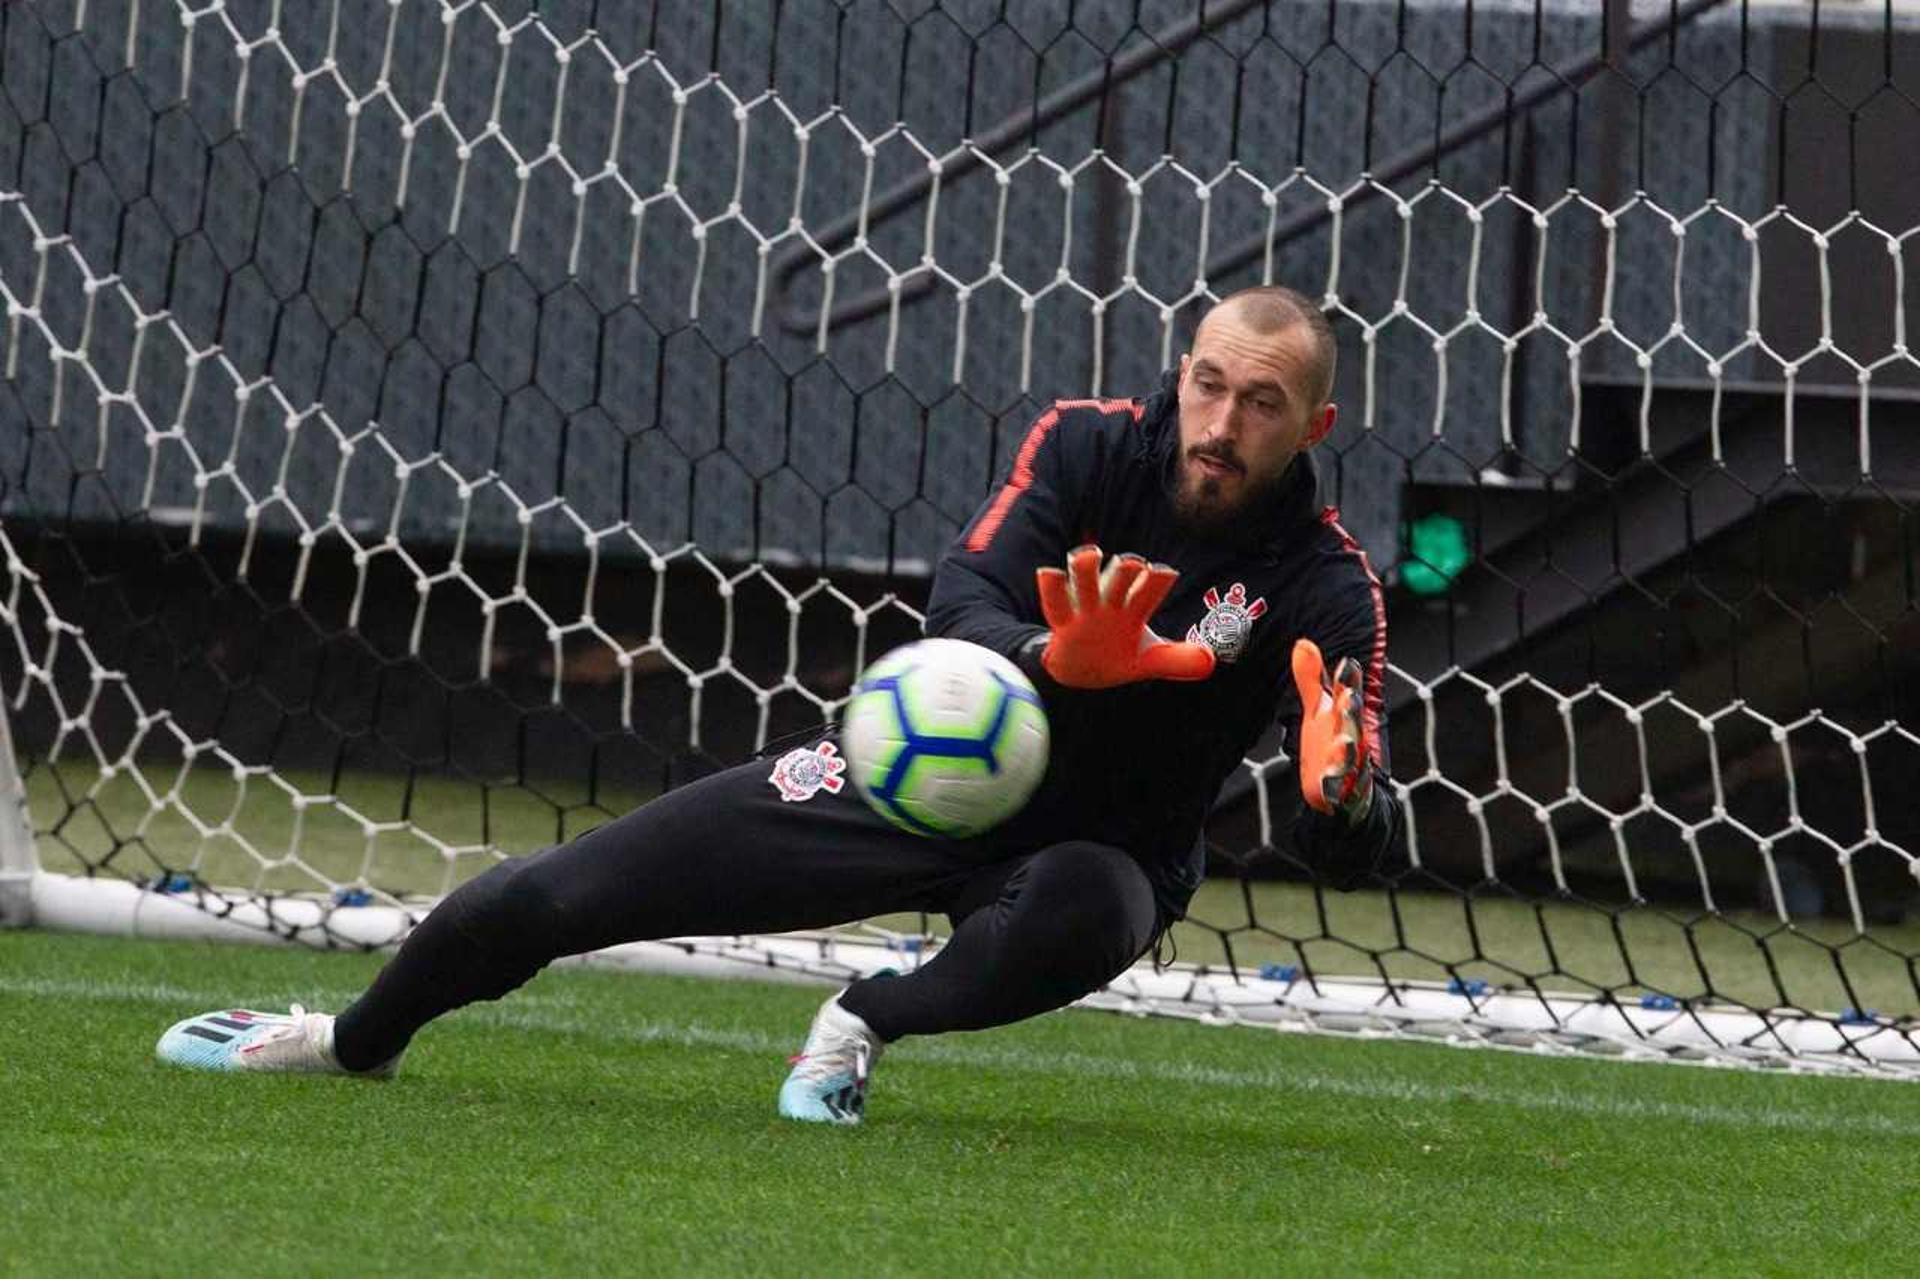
{"left": 770, "top": 0, "right": 1731, "bottom": 338}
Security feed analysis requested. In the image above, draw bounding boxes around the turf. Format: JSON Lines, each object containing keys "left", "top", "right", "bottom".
{"left": 2, "top": 929, "right": 1915, "bottom": 1277}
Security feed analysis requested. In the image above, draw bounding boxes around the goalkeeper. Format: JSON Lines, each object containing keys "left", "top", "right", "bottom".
{"left": 156, "top": 286, "right": 1402, "bottom": 1124}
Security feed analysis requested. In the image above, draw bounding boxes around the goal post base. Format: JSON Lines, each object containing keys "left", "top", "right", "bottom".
{"left": 0, "top": 871, "right": 30, "bottom": 929}
{"left": 16, "top": 870, "right": 1917, "bottom": 1079}
{"left": 22, "top": 872, "right": 418, "bottom": 948}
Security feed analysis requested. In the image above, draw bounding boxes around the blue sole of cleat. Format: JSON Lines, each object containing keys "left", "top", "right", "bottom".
{"left": 154, "top": 1009, "right": 283, "bottom": 1070}
{"left": 777, "top": 1075, "right": 866, "bottom": 1125}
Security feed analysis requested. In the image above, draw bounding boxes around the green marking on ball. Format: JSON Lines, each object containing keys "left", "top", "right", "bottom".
{"left": 842, "top": 638, "right": 1051, "bottom": 840}
{"left": 997, "top": 694, "right": 1046, "bottom": 755}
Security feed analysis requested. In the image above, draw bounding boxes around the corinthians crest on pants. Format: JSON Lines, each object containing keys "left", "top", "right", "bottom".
{"left": 768, "top": 741, "right": 847, "bottom": 802}
{"left": 1186, "top": 582, "right": 1268, "bottom": 663}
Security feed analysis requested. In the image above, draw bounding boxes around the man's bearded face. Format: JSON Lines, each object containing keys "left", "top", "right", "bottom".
{"left": 1173, "top": 310, "right": 1334, "bottom": 534}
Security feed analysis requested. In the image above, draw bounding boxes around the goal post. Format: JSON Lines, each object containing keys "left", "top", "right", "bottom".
{"left": 3, "top": 0, "right": 1919, "bottom": 1078}
{"left": 0, "top": 684, "right": 35, "bottom": 928}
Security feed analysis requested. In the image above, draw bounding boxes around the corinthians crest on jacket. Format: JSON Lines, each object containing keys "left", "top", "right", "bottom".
{"left": 768, "top": 741, "right": 847, "bottom": 802}
{"left": 1186, "top": 582, "right": 1268, "bottom": 663}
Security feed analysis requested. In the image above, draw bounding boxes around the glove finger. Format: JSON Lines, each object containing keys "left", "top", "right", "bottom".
{"left": 1067, "top": 545, "right": 1102, "bottom": 612}
{"left": 1036, "top": 566, "right": 1074, "bottom": 629}
{"left": 1331, "top": 657, "right": 1370, "bottom": 750}
{"left": 1291, "top": 638, "right": 1329, "bottom": 713}
{"left": 1123, "top": 562, "right": 1179, "bottom": 624}
{"left": 1136, "top": 638, "right": 1216, "bottom": 682}
{"left": 1102, "top": 553, "right": 1147, "bottom": 609}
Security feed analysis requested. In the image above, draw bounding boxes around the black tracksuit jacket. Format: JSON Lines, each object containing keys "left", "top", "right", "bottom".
{"left": 924, "top": 370, "right": 1403, "bottom": 917}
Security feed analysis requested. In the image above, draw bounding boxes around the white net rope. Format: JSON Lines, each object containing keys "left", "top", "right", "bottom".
{"left": 3, "top": 0, "right": 1919, "bottom": 1075}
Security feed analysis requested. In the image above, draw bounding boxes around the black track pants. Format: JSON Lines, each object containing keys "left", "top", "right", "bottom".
{"left": 332, "top": 744, "right": 1161, "bottom": 1069}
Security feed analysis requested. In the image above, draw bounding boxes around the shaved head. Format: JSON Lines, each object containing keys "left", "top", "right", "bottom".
{"left": 1197, "top": 286, "right": 1337, "bottom": 408}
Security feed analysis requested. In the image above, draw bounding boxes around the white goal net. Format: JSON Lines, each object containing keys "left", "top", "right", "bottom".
{"left": 2, "top": 0, "right": 1918, "bottom": 1077}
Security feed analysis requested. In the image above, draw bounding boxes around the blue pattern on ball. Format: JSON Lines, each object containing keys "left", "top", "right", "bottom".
{"left": 857, "top": 665, "right": 1043, "bottom": 837}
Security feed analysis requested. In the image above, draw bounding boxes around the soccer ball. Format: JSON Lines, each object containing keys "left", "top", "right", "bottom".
{"left": 842, "top": 638, "right": 1050, "bottom": 838}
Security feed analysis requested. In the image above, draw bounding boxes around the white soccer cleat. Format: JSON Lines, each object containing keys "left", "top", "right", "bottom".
{"left": 154, "top": 1006, "right": 398, "bottom": 1078}
{"left": 777, "top": 992, "right": 885, "bottom": 1125}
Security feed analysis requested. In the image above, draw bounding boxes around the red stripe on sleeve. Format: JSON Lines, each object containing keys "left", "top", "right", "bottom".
{"left": 1319, "top": 507, "right": 1389, "bottom": 769}
{"left": 963, "top": 399, "right": 1142, "bottom": 553}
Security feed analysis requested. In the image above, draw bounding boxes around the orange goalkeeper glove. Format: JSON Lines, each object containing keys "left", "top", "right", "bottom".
{"left": 1034, "top": 545, "right": 1217, "bottom": 689}
{"left": 1291, "top": 637, "right": 1374, "bottom": 823}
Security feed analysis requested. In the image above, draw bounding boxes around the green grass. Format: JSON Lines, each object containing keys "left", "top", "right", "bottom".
{"left": 23, "top": 755, "right": 1920, "bottom": 1018}
{"left": 2, "top": 929, "right": 1916, "bottom": 1277}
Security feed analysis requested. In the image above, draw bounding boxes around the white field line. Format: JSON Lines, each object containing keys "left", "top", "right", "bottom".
{"left": 5, "top": 972, "right": 1917, "bottom": 1138}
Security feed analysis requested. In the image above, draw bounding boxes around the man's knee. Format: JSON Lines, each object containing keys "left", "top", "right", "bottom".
{"left": 1020, "top": 841, "right": 1159, "bottom": 953}
{"left": 845, "top": 841, "right": 1161, "bottom": 1038}
{"left": 443, "top": 852, "right": 574, "bottom": 962}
